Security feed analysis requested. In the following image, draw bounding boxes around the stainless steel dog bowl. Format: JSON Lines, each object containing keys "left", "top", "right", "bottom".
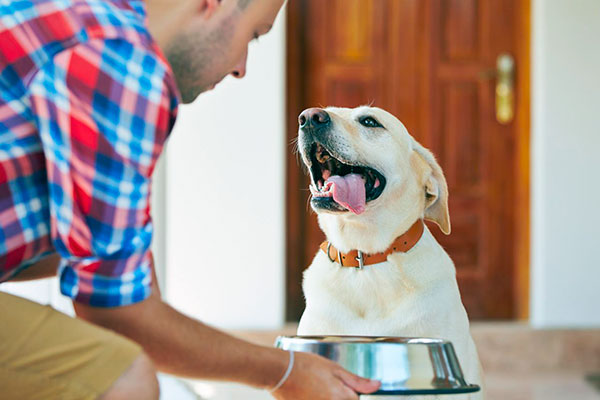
{"left": 275, "top": 336, "right": 480, "bottom": 396}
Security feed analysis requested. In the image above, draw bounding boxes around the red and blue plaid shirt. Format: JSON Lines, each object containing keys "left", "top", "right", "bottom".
{"left": 0, "top": 0, "right": 179, "bottom": 306}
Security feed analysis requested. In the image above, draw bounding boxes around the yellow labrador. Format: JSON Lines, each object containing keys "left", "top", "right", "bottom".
{"left": 296, "top": 106, "right": 484, "bottom": 399}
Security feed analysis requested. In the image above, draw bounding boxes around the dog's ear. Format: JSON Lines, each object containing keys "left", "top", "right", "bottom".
{"left": 412, "top": 142, "right": 451, "bottom": 235}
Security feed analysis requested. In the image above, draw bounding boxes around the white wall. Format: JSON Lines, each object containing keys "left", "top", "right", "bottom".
{"left": 164, "top": 11, "right": 286, "bottom": 330}
{"left": 531, "top": 0, "right": 600, "bottom": 327}
{"left": 151, "top": 155, "right": 168, "bottom": 293}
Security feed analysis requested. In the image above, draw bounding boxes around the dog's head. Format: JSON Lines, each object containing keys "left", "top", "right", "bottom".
{"left": 297, "top": 106, "right": 450, "bottom": 251}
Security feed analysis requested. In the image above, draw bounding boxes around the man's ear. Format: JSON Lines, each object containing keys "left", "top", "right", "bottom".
{"left": 200, "top": 0, "right": 221, "bottom": 19}
{"left": 413, "top": 141, "right": 451, "bottom": 235}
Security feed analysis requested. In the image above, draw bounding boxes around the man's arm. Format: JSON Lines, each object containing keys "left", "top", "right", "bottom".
{"left": 74, "top": 260, "right": 381, "bottom": 398}
{"left": 74, "top": 265, "right": 286, "bottom": 388}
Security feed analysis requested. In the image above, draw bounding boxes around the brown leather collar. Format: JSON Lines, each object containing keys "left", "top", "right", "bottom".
{"left": 319, "top": 219, "right": 425, "bottom": 268}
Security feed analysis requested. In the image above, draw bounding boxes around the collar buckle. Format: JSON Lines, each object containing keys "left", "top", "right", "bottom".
{"left": 355, "top": 251, "right": 364, "bottom": 269}
{"left": 327, "top": 242, "right": 342, "bottom": 265}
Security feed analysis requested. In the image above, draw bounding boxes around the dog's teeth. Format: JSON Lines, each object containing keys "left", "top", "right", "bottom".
{"left": 317, "top": 153, "right": 330, "bottom": 163}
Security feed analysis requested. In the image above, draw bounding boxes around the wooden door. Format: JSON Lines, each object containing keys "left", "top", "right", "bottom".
{"left": 285, "top": 0, "right": 530, "bottom": 321}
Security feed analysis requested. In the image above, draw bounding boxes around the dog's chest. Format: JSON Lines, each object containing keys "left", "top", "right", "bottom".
{"left": 301, "top": 253, "right": 458, "bottom": 337}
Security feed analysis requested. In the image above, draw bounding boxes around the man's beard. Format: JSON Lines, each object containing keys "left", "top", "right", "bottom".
{"left": 165, "top": 20, "right": 234, "bottom": 103}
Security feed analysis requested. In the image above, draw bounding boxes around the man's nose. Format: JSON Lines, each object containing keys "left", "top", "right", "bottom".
{"left": 230, "top": 50, "right": 248, "bottom": 79}
{"left": 298, "top": 108, "right": 330, "bottom": 129}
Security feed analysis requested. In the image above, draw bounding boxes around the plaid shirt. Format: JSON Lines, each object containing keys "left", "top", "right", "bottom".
{"left": 0, "top": 0, "right": 179, "bottom": 306}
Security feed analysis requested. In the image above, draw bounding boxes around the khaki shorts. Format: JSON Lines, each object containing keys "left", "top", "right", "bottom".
{"left": 0, "top": 292, "right": 142, "bottom": 400}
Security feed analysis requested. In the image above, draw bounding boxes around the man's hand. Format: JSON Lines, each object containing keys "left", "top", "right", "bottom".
{"left": 272, "top": 352, "right": 381, "bottom": 399}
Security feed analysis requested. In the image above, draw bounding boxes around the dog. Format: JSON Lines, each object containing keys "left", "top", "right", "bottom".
{"left": 295, "top": 106, "right": 484, "bottom": 399}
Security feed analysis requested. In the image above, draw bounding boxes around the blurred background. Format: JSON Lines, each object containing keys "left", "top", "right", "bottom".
{"left": 165, "top": 0, "right": 600, "bottom": 331}
{"left": 2, "top": 0, "right": 599, "bottom": 399}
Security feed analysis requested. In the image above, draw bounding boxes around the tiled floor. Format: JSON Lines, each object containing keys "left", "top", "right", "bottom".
{"left": 486, "top": 371, "right": 600, "bottom": 400}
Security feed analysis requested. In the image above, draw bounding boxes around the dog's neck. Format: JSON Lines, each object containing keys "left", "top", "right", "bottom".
{"left": 318, "top": 207, "right": 424, "bottom": 254}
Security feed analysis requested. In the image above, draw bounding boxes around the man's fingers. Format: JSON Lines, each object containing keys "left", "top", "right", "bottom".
{"left": 335, "top": 368, "right": 381, "bottom": 394}
{"left": 339, "top": 385, "right": 360, "bottom": 399}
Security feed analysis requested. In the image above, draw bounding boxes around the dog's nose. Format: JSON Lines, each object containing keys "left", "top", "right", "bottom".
{"left": 299, "top": 108, "right": 330, "bottom": 129}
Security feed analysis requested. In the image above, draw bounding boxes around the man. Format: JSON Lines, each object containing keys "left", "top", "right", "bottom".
{"left": 0, "top": 0, "right": 381, "bottom": 399}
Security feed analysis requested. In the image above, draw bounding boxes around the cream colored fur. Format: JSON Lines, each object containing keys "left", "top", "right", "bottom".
{"left": 297, "top": 106, "right": 484, "bottom": 399}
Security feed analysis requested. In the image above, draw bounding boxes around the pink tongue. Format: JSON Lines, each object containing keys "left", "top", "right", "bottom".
{"left": 323, "top": 174, "right": 366, "bottom": 214}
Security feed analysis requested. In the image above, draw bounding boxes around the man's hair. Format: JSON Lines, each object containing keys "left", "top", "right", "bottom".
{"left": 237, "top": 0, "right": 254, "bottom": 10}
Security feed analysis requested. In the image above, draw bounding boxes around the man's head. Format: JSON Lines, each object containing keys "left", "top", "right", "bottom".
{"left": 148, "top": 0, "right": 285, "bottom": 103}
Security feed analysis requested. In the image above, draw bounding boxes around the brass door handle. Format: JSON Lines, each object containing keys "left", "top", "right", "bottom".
{"left": 495, "top": 53, "right": 515, "bottom": 124}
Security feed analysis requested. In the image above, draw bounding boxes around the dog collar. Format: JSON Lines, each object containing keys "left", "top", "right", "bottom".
{"left": 319, "top": 219, "right": 425, "bottom": 268}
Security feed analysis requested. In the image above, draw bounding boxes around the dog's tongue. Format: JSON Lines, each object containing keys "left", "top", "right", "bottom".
{"left": 323, "top": 174, "right": 366, "bottom": 214}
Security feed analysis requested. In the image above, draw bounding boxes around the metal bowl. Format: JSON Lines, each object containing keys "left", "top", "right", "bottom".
{"left": 275, "top": 336, "right": 480, "bottom": 396}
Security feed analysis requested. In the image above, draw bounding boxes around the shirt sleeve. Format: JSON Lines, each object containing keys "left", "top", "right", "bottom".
{"left": 28, "top": 38, "right": 178, "bottom": 307}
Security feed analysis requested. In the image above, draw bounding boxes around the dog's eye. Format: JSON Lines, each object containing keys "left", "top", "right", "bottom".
{"left": 359, "top": 116, "right": 383, "bottom": 128}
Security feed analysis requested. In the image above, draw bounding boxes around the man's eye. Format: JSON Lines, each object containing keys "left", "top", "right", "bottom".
{"left": 359, "top": 116, "right": 383, "bottom": 128}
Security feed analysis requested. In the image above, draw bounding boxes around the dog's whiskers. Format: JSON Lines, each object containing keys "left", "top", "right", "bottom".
{"left": 289, "top": 137, "right": 299, "bottom": 153}
{"left": 289, "top": 137, "right": 307, "bottom": 171}
{"left": 305, "top": 193, "right": 313, "bottom": 212}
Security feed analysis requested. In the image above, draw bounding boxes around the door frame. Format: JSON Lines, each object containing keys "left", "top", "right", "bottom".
{"left": 514, "top": 0, "right": 531, "bottom": 320}
{"left": 284, "top": 0, "right": 531, "bottom": 322}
